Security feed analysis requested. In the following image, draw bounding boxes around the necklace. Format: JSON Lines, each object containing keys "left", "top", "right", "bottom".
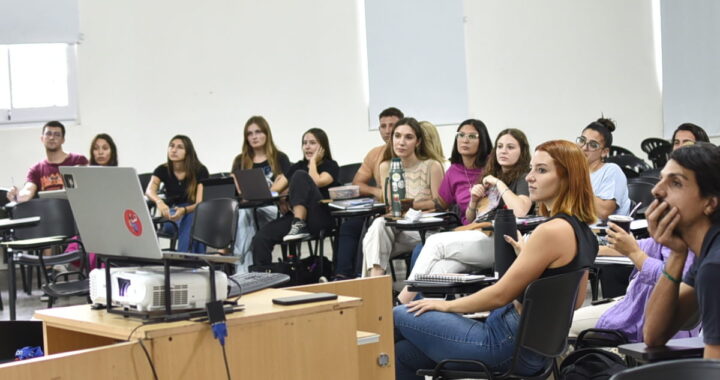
{"left": 463, "top": 165, "right": 475, "bottom": 187}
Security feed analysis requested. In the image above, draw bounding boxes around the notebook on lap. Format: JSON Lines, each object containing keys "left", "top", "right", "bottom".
{"left": 59, "top": 166, "right": 237, "bottom": 264}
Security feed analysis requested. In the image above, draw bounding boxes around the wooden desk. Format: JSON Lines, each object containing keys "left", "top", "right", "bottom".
{"left": 618, "top": 336, "right": 704, "bottom": 363}
{"left": 2, "top": 288, "right": 364, "bottom": 379}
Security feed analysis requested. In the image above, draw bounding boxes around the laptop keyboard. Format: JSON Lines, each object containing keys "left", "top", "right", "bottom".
{"left": 228, "top": 272, "right": 291, "bottom": 296}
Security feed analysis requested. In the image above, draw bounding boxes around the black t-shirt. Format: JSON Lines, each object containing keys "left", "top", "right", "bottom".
{"left": 152, "top": 164, "right": 210, "bottom": 205}
{"left": 286, "top": 159, "right": 340, "bottom": 199}
{"left": 253, "top": 152, "right": 291, "bottom": 183}
{"left": 683, "top": 224, "right": 720, "bottom": 345}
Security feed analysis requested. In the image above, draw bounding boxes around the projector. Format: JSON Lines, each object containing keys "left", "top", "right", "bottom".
{"left": 90, "top": 266, "right": 228, "bottom": 312}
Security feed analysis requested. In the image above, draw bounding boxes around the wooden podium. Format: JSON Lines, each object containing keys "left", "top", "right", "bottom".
{"left": 0, "top": 277, "right": 395, "bottom": 380}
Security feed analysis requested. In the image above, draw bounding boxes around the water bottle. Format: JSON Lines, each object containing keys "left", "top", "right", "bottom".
{"left": 493, "top": 208, "right": 517, "bottom": 278}
{"left": 389, "top": 158, "right": 405, "bottom": 217}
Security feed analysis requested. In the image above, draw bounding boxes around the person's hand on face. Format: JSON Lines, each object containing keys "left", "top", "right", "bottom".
{"left": 646, "top": 199, "right": 687, "bottom": 254}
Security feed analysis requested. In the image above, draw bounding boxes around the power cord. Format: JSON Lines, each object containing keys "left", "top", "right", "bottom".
{"left": 137, "top": 338, "right": 159, "bottom": 380}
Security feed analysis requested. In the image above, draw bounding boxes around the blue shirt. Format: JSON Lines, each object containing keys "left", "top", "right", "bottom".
{"left": 590, "top": 162, "right": 631, "bottom": 216}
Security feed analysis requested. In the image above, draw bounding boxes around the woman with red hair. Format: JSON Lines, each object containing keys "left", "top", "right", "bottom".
{"left": 393, "top": 140, "right": 599, "bottom": 379}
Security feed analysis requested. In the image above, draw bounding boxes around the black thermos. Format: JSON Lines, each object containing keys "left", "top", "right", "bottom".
{"left": 493, "top": 208, "right": 518, "bottom": 278}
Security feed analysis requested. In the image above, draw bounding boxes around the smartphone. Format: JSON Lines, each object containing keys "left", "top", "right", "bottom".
{"left": 272, "top": 292, "right": 338, "bottom": 305}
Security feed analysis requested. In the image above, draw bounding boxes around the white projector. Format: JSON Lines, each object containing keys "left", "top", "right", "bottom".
{"left": 90, "top": 266, "right": 228, "bottom": 312}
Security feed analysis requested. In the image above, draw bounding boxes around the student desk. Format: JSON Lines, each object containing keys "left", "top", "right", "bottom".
{"left": 2, "top": 287, "right": 368, "bottom": 379}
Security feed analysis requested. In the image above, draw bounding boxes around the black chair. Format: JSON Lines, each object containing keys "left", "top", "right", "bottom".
{"left": 417, "top": 269, "right": 586, "bottom": 380}
{"left": 5, "top": 198, "right": 90, "bottom": 316}
{"left": 189, "top": 198, "right": 239, "bottom": 251}
{"left": 138, "top": 172, "right": 153, "bottom": 193}
{"left": 605, "top": 155, "right": 652, "bottom": 179}
{"left": 337, "top": 163, "right": 362, "bottom": 186}
{"left": 628, "top": 176, "right": 658, "bottom": 186}
{"left": 610, "top": 358, "right": 720, "bottom": 380}
{"left": 627, "top": 181, "right": 655, "bottom": 217}
{"left": 641, "top": 138, "right": 672, "bottom": 169}
{"left": 609, "top": 146, "right": 635, "bottom": 157}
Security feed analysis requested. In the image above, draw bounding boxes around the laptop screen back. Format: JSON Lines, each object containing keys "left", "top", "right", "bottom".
{"left": 60, "top": 166, "right": 164, "bottom": 261}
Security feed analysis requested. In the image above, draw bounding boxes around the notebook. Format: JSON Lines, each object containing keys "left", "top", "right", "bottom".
{"left": 59, "top": 166, "right": 237, "bottom": 264}
{"left": 233, "top": 168, "right": 278, "bottom": 201}
{"left": 411, "top": 273, "right": 488, "bottom": 283}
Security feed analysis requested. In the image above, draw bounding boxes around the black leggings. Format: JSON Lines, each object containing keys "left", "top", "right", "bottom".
{"left": 251, "top": 170, "right": 333, "bottom": 266}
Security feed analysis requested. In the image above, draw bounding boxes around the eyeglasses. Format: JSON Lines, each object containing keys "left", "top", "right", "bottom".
{"left": 575, "top": 136, "right": 602, "bottom": 151}
{"left": 456, "top": 132, "right": 480, "bottom": 140}
{"left": 43, "top": 131, "right": 63, "bottom": 138}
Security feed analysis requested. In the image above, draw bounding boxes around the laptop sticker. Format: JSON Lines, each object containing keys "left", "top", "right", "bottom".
{"left": 124, "top": 209, "right": 143, "bottom": 236}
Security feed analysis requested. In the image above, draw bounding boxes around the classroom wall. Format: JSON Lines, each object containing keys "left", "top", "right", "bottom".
{"left": 0, "top": 0, "right": 664, "bottom": 186}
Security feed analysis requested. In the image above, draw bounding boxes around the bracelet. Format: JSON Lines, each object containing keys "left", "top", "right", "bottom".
{"left": 662, "top": 269, "right": 681, "bottom": 284}
{"left": 182, "top": 206, "right": 188, "bottom": 214}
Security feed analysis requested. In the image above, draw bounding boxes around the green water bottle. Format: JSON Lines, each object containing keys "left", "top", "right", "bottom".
{"left": 389, "top": 158, "right": 405, "bottom": 217}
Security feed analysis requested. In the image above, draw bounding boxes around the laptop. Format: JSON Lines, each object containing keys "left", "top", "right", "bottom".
{"left": 59, "top": 166, "right": 237, "bottom": 264}
{"left": 38, "top": 189, "right": 68, "bottom": 199}
{"left": 233, "top": 168, "right": 278, "bottom": 201}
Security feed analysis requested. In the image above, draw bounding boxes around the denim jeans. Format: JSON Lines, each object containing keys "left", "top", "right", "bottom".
{"left": 162, "top": 203, "right": 205, "bottom": 253}
{"left": 334, "top": 216, "right": 365, "bottom": 277}
{"left": 393, "top": 303, "right": 547, "bottom": 379}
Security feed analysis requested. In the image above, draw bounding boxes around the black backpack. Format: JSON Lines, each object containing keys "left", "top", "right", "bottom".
{"left": 559, "top": 348, "right": 627, "bottom": 380}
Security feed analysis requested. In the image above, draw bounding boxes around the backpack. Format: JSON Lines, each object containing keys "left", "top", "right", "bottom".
{"left": 559, "top": 348, "right": 627, "bottom": 380}
{"left": 250, "top": 255, "right": 332, "bottom": 286}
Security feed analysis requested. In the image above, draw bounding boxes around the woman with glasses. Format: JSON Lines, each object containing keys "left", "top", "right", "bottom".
{"left": 362, "top": 117, "right": 445, "bottom": 277}
{"left": 230, "top": 116, "right": 291, "bottom": 273}
{"left": 431, "top": 119, "right": 492, "bottom": 224}
{"left": 576, "top": 118, "right": 630, "bottom": 220}
{"left": 397, "top": 128, "right": 533, "bottom": 304}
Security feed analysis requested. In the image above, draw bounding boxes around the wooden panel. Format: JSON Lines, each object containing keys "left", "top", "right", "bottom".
{"left": 292, "top": 276, "right": 395, "bottom": 380}
{"left": 0, "top": 341, "right": 153, "bottom": 380}
{"left": 44, "top": 324, "right": 119, "bottom": 355}
{"left": 151, "top": 308, "right": 359, "bottom": 380}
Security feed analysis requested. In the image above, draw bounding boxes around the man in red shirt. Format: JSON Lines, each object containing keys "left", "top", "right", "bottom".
{"left": 7, "top": 121, "right": 88, "bottom": 203}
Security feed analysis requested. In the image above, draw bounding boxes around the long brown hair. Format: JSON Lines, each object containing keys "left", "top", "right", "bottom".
{"left": 535, "top": 140, "right": 596, "bottom": 224}
{"left": 381, "top": 117, "right": 434, "bottom": 163}
{"left": 166, "top": 135, "right": 204, "bottom": 203}
{"left": 483, "top": 128, "right": 531, "bottom": 185}
{"left": 231, "top": 116, "right": 284, "bottom": 176}
{"left": 89, "top": 133, "right": 118, "bottom": 166}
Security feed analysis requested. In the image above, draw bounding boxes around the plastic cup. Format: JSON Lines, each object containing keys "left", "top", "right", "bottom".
{"left": 608, "top": 215, "right": 633, "bottom": 233}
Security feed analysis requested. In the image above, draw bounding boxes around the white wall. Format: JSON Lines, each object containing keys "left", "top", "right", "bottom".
{"left": 0, "top": 0, "right": 664, "bottom": 187}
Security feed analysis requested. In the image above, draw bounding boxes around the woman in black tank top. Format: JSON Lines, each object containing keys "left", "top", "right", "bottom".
{"left": 394, "top": 140, "right": 599, "bottom": 379}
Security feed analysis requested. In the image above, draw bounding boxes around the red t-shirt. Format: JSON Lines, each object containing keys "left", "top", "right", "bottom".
{"left": 26, "top": 153, "right": 89, "bottom": 191}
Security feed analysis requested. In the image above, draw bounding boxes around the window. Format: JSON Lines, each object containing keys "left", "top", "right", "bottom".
{"left": 0, "top": 43, "right": 77, "bottom": 124}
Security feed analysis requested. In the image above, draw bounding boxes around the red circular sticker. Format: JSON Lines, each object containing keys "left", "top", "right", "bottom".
{"left": 124, "top": 209, "right": 143, "bottom": 236}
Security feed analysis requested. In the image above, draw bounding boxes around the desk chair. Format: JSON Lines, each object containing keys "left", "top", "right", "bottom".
{"left": 337, "top": 162, "right": 362, "bottom": 185}
{"left": 417, "top": 268, "right": 586, "bottom": 380}
{"left": 605, "top": 155, "right": 652, "bottom": 179}
{"left": 5, "top": 198, "right": 90, "bottom": 317}
{"left": 609, "top": 358, "right": 720, "bottom": 380}
{"left": 641, "top": 138, "right": 672, "bottom": 169}
{"left": 609, "top": 146, "right": 635, "bottom": 157}
{"left": 189, "top": 198, "right": 239, "bottom": 252}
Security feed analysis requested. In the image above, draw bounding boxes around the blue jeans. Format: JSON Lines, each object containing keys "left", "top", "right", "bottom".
{"left": 409, "top": 243, "right": 424, "bottom": 272}
{"left": 334, "top": 216, "right": 365, "bottom": 277}
{"left": 162, "top": 204, "right": 205, "bottom": 253}
{"left": 393, "top": 303, "right": 547, "bottom": 379}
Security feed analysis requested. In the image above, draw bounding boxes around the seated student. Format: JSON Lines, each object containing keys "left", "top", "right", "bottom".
{"left": 671, "top": 122, "right": 710, "bottom": 149}
{"left": 398, "top": 128, "right": 533, "bottom": 304}
{"left": 570, "top": 126, "right": 707, "bottom": 342}
{"left": 89, "top": 133, "right": 118, "bottom": 167}
{"left": 394, "top": 140, "right": 599, "bottom": 379}
{"left": 643, "top": 143, "right": 720, "bottom": 359}
{"left": 230, "top": 116, "right": 291, "bottom": 273}
{"left": 146, "top": 135, "right": 209, "bottom": 253}
{"left": 569, "top": 225, "right": 698, "bottom": 342}
{"left": 362, "top": 117, "right": 444, "bottom": 277}
{"left": 576, "top": 117, "right": 630, "bottom": 220}
{"left": 250, "top": 128, "right": 339, "bottom": 266}
{"left": 334, "top": 107, "right": 403, "bottom": 280}
{"left": 7, "top": 121, "right": 88, "bottom": 202}
{"left": 434, "top": 119, "right": 492, "bottom": 224}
